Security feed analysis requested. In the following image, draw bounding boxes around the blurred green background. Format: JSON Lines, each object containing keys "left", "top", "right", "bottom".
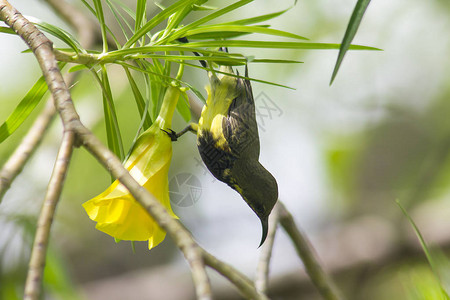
{"left": 1, "top": 0, "right": 450, "bottom": 299}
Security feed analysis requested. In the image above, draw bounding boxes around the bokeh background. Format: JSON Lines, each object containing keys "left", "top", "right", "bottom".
{"left": 1, "top": 0, "right": 450, "bottom": 299}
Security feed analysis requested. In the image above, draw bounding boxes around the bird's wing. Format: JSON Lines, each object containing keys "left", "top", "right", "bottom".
{"left": 222, "top": 80, "right": 260, "bottom": 158}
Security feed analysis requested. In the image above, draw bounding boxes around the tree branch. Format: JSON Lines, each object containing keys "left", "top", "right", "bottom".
{"left": 278, "top": 201, "right": 343, "bottom": 300}
{"left": 255, "top": 203, "right": 280, "bottom": 294}
{"left": 23, "top": 131, "right": 75, "bottom": 300}
{"left": 202, "top": 250, "right": 270, "bottom": 300}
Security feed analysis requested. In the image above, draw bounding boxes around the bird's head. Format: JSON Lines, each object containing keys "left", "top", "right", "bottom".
{"left": 231, "top": 160, "right": 278, "bottom": 247}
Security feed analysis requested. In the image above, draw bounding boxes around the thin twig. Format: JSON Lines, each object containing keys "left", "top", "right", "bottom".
{"left": 203, "top": 250, "right": 270, "bottom": 300}
{"left": 0, "top": 3, "right": 212, "bottom": 299}
{"left": 255, "top": 203, "right": 280, "bottom": 294}
{"left": 23, "top": 131, "right": 75, "bottom": 300}
{"left": 278, "top": 201, "right": 343, "bottom": 300}
{"left": 0, "top": 99, "right": 56, "bottom": 202}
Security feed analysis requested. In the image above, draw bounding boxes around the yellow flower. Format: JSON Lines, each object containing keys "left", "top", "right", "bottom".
{"left": 83, "top": 86, "right": 180, "bottom": 249}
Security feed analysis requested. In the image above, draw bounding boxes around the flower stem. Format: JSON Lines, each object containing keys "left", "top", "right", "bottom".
{"left": 158, "top": 85, "right": 180, "bottom": 128}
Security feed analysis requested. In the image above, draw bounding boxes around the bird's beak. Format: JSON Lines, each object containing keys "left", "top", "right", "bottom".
{"left": 258, "top": 215, "right": 269, "bottom": 248}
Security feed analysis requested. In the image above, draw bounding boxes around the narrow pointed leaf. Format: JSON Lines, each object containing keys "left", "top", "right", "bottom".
{"left": 397, "top": 200, "right": 450, "bottom": 298}
{"left": 182, "top": 40, "right": 380, "bottom": 51}
{"left": 0, "top": 62, "right": 66, "bottom": 144}
{"left": 185, "top": 28, "right": 268, "bottom": 40}
{"left": 164, "top": 1, "right": 207, "bottom": 35}
{"left": 93, "top": 0, "right": 109, "bottom": 52}
{"left": 68, "top": 64, "right": 90, "bottom": 73}
{"left": 111, "top": 0, "right": 137, "bottom": 19}
{"left": 103, "top": 45, "right": 245, "bottom": 61}
{"left": 135, "top": 0, "right": 147, "bottom": 32}
{"left": 183, "top": 25, "right": 308, "bottom": 40}
{"left": 176, "top": 92, "right": 191, "bottom": 122}
{"left": 181, "top": 61, "right": 295, "bottom": 89}
{"left": 184, "top": 82, "right": 206, "bottom": 104}
{"left": 129, "top": 54, "right": 247, "bottom": 65}
{"left": 80, "top": 0, "right": 97, "bottom": 17}
{"left": 330, "top": 0, "right": 372, "bottom": 85}
{"left": 104, "top": 0, "right": 134, "bottom": 41}
{"left": 124, "top": 0, "right": 198, "bottom": 48}
{"left": 192, "top": 4, "right": 216, "bottom": 11}
{"left": 0, "top": 77, "right": 48, "bottom": 144}
{"left": 32, "top": 20, "right": 84, "bottom": 53}
{"left": 250, "top": 58, "right": 303, "bottom": 64}
{"left": 123, "top": 67, "right": 152, "bottom": 129}
{"left": 0, "top": 26, "right": 15, "bottom": 35}
{"left": 91, "top": 67, "right": 125, "bottom": 161}
{"left": 159, "top": 0, "right": 254, "bottom": 44}
{"left": 218, "top": 8, "right": 291, "bottom": 26}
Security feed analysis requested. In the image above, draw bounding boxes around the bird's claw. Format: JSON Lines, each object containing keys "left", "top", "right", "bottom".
{"left": 161, "top": 128, "right": 178, "bottom": 141}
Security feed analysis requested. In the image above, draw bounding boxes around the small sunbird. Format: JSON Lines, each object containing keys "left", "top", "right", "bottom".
{"left": 169, "top": 57, "right": 278, "bottom": 246}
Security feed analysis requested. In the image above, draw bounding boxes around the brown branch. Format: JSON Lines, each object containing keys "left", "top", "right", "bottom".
{"left": 278, "top": 201, "right": 343, "bottom": 300}
{"left": 255, "top": 203, "right": 280, "bottom": 294}
{"left": 0, "top": 99, "right": 56, "bottom": 202}
{"left": 203, "top": 251, "right": 270, "bottom": 300}
{"left": 23, "top": 131, "right": 75, "bottom": 300}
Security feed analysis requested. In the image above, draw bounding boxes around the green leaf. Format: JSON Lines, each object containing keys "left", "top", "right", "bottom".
{"left": 135, "top": 0, "right": 147, "bottom": 32}
{"left": 110, "top": 0, "right": 137, "bottom": 20}
{"left": 79, "top": 0, "right": 97, "bottom": 17}
{"left": 91, "top": 67, "right": 125, "bottom": 162}
{"left": 182, "top": 40, "right": 381, "bottom": 51}
{"left": 176, "top": 91, "right": 191, "bottom": 122}
{"left": 104, "top": 0, "right": 135, "bottom": 42}
{"left": 103, "top": 45, "right": 245, "bottom": 62}
{"left": 124, "top": 0, "right": 199, "bottom": 48}
{"left": 183, "top": 24, "right": 308, "bottom": 41}
{"left": 68, "top": 65, "right": 90, "bottom": 73}
{"left": 250, "top": 58, "right": 303, "bottom": 64}
{"left": 330, "top": 0, "right": 372, "bottom": 85}
{"left": 163, "top": 0, "right": 207, "bottom": 37}
{"left": 158, "top": 0, "right": 254, "bottom": 44}
{"left": 183, "top": 82, "right": 206, "bottom": 104}
{"left": 129, "top": 54, "right": 247, "bottom": 65}
{"left": 397, "top": 200, "right": 450, "bottom": 298}
{"left": 185, "top": 28, "right": 268, "bottom": 40}
{"left": 93, "top": 0, "right": 109, "bottom": 52}
{"left": 120, "top": 60, "right": 208, "bottom": 109}
{"left": 32, "top": 20, "right": 84, "bottom": 53}
{"left": 192, "top": 4, "right": 216, "bottom": 11}
{"left": 218, "top": 8, "right": 291, "bottom": 26}
{"left": 136, "top": 59, "right": 166, "bottom": 121}
{"left": 123, "top": 67, "right": 152, "bottom": 129}
{"left": 0, "top": 26, "right": 15, "bottom": 35}
{"left": 180, "top": 61, "right": 295, "bottom": 89}
{"left": 0, "top": 76, "right": 48, "bottom": 144}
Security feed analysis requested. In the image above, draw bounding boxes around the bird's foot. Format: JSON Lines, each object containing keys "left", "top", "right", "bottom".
{"left": 161, "top": 123, "right": 198, "bottom": 142}
{"left": 161, "top": 128, "right": 178, "bottom": 141}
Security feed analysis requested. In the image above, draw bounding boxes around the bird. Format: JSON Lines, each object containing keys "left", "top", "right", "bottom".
{"left": 198, "top": 64, "right": 278, "bottom": 246}
{"left": 167, "top": 49, "right": 278, "bottom": 246}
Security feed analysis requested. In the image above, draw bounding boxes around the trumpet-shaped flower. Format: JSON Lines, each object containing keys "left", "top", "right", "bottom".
{"left": 83, "top": 86, "right": 180, "bottom": 249}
